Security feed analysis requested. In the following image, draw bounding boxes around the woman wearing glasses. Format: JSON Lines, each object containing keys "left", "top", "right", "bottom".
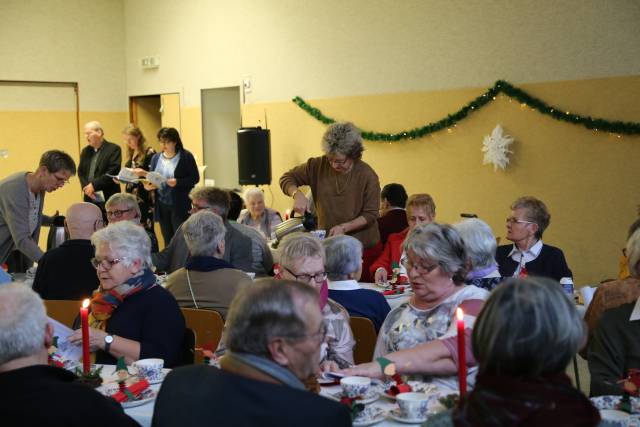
{"left": 276, "top": 232, "right": 355, "bottom": 370}
{"left": 105, "top": 193, "right": 159, "bottom": 252}
{"left": 279, "top": 123, "right": 381, "bottom": 270}
{"left": 342, "top": 223, "right": 488, "bottom": 391}
{"left": 69, "top": 221, "right": 185, "bottom": 367}
{"left": 495, "top": 196, "right": 573, "bottom": 283}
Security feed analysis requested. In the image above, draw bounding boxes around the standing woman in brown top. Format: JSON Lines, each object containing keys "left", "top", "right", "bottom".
{"left": 279, "top": 122, "right": 381, "bottom": 251}
{"left": 122, "top": 124, "right": 156, "bottom": 233}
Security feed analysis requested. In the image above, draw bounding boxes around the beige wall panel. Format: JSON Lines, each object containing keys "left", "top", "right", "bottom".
{"left": 160, "top": 94, "right": 181, "bottom": 131}
{"left": 240, "top": 75, "right": 640, "bottom": 285}
{"left": 134, "top": 97, "right": 162, "bottom": 154}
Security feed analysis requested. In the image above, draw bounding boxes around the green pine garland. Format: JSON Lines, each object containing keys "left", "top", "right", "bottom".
{"left": 292, "top": 80, "right": 640, "bottom": 141}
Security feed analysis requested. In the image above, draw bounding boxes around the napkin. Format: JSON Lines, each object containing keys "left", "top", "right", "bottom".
{"left": 580, "top": 286, "right": 597, "bottom": 308}
{"left": 111, "top": 378, "right": 150, "bottom": 402}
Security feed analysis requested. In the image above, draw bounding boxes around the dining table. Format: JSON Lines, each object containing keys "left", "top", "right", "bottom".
{"left": 359, "top": 282, "right": 412, "bottom": 310}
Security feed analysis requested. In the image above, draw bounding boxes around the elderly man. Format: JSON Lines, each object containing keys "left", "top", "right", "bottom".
{"left": 152, "top": 279, "right": 351, "bottom": 427}
{"left": 78, "top": 121, "right": 122, "bottom": 207}
{"left": 106, "top": 193, "right": 159, "bottom": 252}
{"left": 0, "top": 284, "right": 138, "bottom": 426}
{"left": 152, "top": 186, "right": 252, "bottom": 273}
{"left": 32, "top": 203, "right": 103, "bottom": 300}
{"left": 165, "top": 211, "right": 252, "bottom": 318}
{"left": 0, "top": 150, "right": 76, "bottom": 265}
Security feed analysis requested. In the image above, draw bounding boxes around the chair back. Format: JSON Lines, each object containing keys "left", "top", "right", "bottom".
{"left": 181, "top": 308, "right": 224, "bottom": 364}
{"left": 349, "top": 316, "right": 377, "bottom": 364}
{"left": 44, "top": 299, "right": 80, "bottom": 328}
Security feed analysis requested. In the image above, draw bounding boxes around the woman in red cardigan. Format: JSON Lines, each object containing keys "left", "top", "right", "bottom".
{"left": 370, "top": 193, "right": 436, "bottom": 283}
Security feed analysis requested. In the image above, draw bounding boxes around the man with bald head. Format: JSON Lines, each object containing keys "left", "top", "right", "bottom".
{"left": 77, "top": 121, "right": 122, "bottom": 210}
{"left": 32, "top": 203, "right": 103, "bottom": 300}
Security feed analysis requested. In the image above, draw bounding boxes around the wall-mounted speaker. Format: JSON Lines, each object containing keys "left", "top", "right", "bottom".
{"left": 237, "top": 127, "right": 271, "bottom": 185}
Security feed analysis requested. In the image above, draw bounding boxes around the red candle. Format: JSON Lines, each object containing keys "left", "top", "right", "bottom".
{"left": 456, "top": 307, "right": 467, "bottom": 396}
{"left": 81, "top": 299, "right": 90, "bottom": 374}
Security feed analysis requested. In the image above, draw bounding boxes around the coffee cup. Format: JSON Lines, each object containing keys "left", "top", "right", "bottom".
{"left": 397, "top": 392, "right": 430, "bottom": 420}
{"left": 133, "top": 358, "right": 164, "bottom": 382}
{"left": 340, "top": 376, "right": 371, "bottom": 398}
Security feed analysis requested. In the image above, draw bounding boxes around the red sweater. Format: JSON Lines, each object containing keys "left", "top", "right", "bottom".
{"left": 369, "top": 228, "right": 408, "bottom": 277}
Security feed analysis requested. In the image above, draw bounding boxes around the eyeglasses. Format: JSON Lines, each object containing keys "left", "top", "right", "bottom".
{"left": 106, "top": 208, "right": 133, "bottom": 219}
{"left": 506, "top": 217, "right": 536, "bottom": 225}
{"left": 403, "top": 258, "right": 439, "bottom": 275}
{"left": 52, "top": 173, "right": 70, "bottom": 185}
{"left": 91, "top": 257, "right": 127, "bottom": 270}
{"left": 190, "top": 203, "right": 212, "bottom": 213}
{"left": 282, "top": 266, "right": 327, "bottom": 284}
{"left": 327, "top": 156, "right": 349, "bottom": 166}
{"left": 286, "top": 322, "right": 327, "bottom": 344}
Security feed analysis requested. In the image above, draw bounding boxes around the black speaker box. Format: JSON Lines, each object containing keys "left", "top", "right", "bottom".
{"left": 237, "top": 127, "right": 271, "bottom": 185}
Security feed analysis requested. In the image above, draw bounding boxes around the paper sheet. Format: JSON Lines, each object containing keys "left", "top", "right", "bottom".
{"left": 49, "top": 316, "right": 82, "bottom": 362}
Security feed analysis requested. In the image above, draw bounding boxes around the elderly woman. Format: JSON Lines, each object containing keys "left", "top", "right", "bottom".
{"left": 453, "top": 218, "right": 504, "bottom": 291}
{"left": 279, "top": 122, "right": 380, "bottom": 249}
{"left": 122, "top": 124, "right": 156, "bottom": 232}
{"left": 425, "top": 277, "right": 599, "bottom": 427}
{"left": 323, "top": 235, "right": 390, "bottom": 331}
{"left": 69, "top": 221, "right": 185, "bottom": 367}
{"left": 144, "top": 127, "right": 199, "bottom": 244}
{"left": 105, "top": 193, "right": 158, "bottom": 252}
{"left": 588, "top": 229, "right": 640, "bottom": 396}
{"left": 370, "top": 193, "right": 436, "bottom": 283}
{"left": 496, "top": 196, "right": 572, "bottom": 282}
{"left": 237, "top": 188, "right": 282, "bottom": 239}
{"left": 165, "top": 210, "right": 252, "bottom": 318}
{"left": 277, "top": 233, "right": 355, "bottom": 369}
{"left": 343, "top": 223, "right": 489, "bottom": 391}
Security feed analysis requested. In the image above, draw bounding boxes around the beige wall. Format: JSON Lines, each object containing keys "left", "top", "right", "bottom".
{"left": 124, "top": 0, "right": 640, "bottom": 106}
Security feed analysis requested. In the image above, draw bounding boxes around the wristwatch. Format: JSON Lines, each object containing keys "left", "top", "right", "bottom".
{"left": 104, "top": 334, "right": 114, "bottom": 353}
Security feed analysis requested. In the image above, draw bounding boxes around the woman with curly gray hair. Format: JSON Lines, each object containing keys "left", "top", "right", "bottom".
{"left": 69, "top": 221, "right": 185, "bottom": 367}
{"left": 279, "top": 122, "right": 381, "bottom": 251}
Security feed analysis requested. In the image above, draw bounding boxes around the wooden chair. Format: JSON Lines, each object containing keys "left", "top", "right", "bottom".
{"left": 349, "top": 316, "right": 378, "bottom": 364}
{"left": 181, "top": 308, "right": 224, "bottom": 364}
{"left": 43, "top": 299, "right": 81, "bottom": 328}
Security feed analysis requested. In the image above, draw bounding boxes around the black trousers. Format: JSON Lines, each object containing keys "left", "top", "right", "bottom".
{"left": 157, "top": 201, "right": 188, "bottom": 244}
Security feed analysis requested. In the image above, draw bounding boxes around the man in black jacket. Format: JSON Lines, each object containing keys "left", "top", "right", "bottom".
{"left": 0, "top": 283, "right": 138, "bottom": 427}
{"left": 78, "top": 121, "right": 122, "bottom": 211}
{"left": 152, "top": 279, "right": 351, "bottom": 427}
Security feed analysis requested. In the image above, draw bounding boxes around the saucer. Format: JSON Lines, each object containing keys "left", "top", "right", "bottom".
{"left": 327, "top": 386, "right": 380, "bottom": 405}
{"left": 389, "top": 408, "right": 428, "bottom": 424}
{"left": 121, "top": 389, "right": 156, "bottom": 408}
{"left": 353, "top": 406, "right": 387, "bottom": 427}
{"left": 139, "top": 372, "right": 165, "bottom": 385}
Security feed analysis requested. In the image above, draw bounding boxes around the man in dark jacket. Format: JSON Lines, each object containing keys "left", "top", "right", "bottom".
{"left": 0, "top": 283, "right": 137, "bottom": 427}
{"left": 78, "top": 121, "right": 122, "bottom": 210}
{"left": 152, "top": 279, "right": 351, "bottom": 427}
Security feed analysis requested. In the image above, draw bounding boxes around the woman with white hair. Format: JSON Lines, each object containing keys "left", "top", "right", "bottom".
{"left": 279, "top": 122, "right": 381, "bottom": 250}
{"left": 343, "top": 223, "right": 489, "bottom": 391}
{"left": 323, "top": 235, "right": 390, "bottom": 331}
{"left": 454, "top": 218, "right": 504, "bottom": 291}
{"left": 70, "top": 221, "right": 185, "bottom": 367}
{"left": 165, "top": 210, "right": 252, "bottom": 318}
{"left": 425, "top": 277, "right": 598, "bottom": 426}
{"left": 276, "top": 232, "right": 355, "bottom": 369}
{"left": 237, "top": 188, "right": 282, "bottom": 239}
{"left": 588, "top": 229, "right": 640, "bottom": 396}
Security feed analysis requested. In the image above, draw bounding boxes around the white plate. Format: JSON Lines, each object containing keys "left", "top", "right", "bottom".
{"left": 120, "top": 389, "right": 156, "bottom": 408}
{"left": 389, "top": 408, "right": 428, "bottom": 424}
{"left": 325, "top": 386, "right": 380, "bottom": 405}
{"left": 353, "top": 406, "right": 387, "bottom": 427}
{"left": 380, "top": 381, "right": 439, "bottom": 400}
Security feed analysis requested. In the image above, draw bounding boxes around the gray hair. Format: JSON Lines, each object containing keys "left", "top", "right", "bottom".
{"left": 91, "top": 221, "right": 152, "bottom": 268}
{"left": 473, "top": 276, "right": 585, "bottom": 377}
{"left": 321, "top": 122, "right": 364, "bottom": 160}
{"left": 243, "top": 187, "right": 264, "bottom": 204}
{"left": 0, "top": 284, "right": 48, "bottom": 365}
{"left": 453, "top": 218, "right": 497, "bottom": 270}
{"left": 627, "top": 229, "right": 640, "bottom": 278}
{"left": 323, "top": 235, "right": 363, "bottom": 280}
{"left": 511, "top": 196, "right": 550, "bottom": 239}
{"left": 106, "top": 193, "right": 141, "bottom": 220}
{"left": 278, "top": 233, "right": 325, "bottom": 270}
{"left": 225, "top": 279, "right": 319, "bottom": 357}
{"left": 189, "top": 186, "right": 230, "bottom": 218}
{"left": 84, "top": 120, "right": 104, "bottom": 134}
{"left": 403, "top": 223, "right": 467, "bottom": 285}
{"left": 182, "top": 210, "right": 226, "bottom": 257}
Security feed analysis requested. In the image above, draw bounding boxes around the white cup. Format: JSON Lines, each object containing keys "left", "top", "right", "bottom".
{"left": 397, "top": 392, "right": 430, "bottom": 420}
{"left": 245, "top": 272, "right": 256, "bottom": 280}
{"left": 340, "top": 376, "right": 371, "bottom": 398}
{"left": 599, "top": 409, "right": 630, "bottom": 427}
{"left": 133, "top": 358, "right": 164, "bottom": 382}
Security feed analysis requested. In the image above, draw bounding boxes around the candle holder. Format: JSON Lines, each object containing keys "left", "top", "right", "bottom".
{"left": 74, "top": 365, "right": 104, "bottom": 388}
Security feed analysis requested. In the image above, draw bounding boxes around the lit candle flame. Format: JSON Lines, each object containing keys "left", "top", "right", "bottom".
{"left": 456, "top": 307, "right": 464, "bottom": 321}
{"left": 82, "top": 299, "right": 90, "bottom": 309}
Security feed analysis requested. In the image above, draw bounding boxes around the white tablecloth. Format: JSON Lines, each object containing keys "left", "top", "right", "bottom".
{"left": 359, "top": 282, "right": 412, "bottom": 310}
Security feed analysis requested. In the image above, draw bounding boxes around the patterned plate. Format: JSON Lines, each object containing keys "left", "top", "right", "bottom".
{"left": 590, "top": 395, "right": 640, "bottom": 413}
{"left": 353, "top": 406, "right": 387, "bottom": 427}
